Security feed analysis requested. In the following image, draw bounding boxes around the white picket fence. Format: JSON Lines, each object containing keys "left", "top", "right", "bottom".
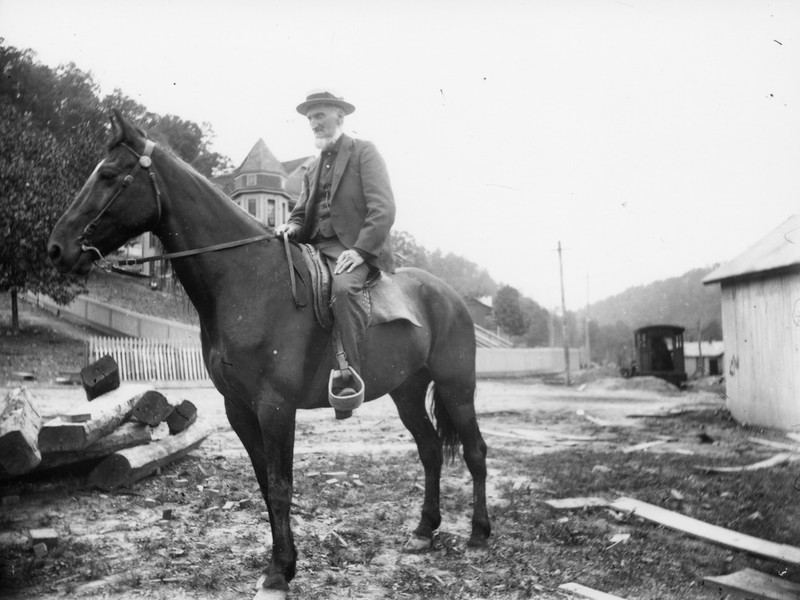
{"left": 89, "top": 337, "right": 207, "bottom": 382}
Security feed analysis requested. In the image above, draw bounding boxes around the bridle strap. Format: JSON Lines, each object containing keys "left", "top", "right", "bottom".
{"left": 79, "top": 140, "right": 161, "bottom": 257}
{"left": 79, "top": 139, "right": 275, "bottom": 271}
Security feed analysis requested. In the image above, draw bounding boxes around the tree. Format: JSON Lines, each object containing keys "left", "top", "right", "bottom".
{"left": 520, "top": 297, "right": 550, "bottom": 346}
{"left": 428, "top": 250, "right": 497, "bottom": 298}
{"left": 0, "top": 102, "right": 92, "bottom": 332}
{"left": 493, "top": 285, "right": 526, "bottom": 337}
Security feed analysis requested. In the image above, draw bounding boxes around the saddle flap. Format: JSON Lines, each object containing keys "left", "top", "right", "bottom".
{"left": 296, "top": 243, "right": 422, "bottom": 330}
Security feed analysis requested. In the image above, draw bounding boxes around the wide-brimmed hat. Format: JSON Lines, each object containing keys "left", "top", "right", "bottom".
{"left": 296, "top": 90, "right": 356, "bottom": 116}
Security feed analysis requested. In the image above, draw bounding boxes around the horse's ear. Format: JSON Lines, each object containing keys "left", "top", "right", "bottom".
{"left": 108, "top": 109, "right": 145, "bottom": 149}
{"left": 108, "top": 110, "right": 125, "bottom": 147}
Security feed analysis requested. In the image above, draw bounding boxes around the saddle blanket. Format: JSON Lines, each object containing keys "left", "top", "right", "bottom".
{"left": 298, "top": 243, "right": 422, "bottom": 331}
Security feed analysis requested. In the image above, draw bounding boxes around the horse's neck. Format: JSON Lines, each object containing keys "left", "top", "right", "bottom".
{"left": 152, "top": 161, "right": 269, "bottom": 317}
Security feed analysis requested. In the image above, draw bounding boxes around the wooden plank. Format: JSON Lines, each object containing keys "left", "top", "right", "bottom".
{"left": 544, "top": 497, "right": 609, "bottom": 510}
{"left": 89, "top": 421, "right": 212, "bottom": 490}
{"left": 609, "top": 497, "right": 800, "bottom": 565}
{"left": 703, "top": 567, "right": 800, "bottom": 600}
{"left": 0, "top": 388, "right": 43, "bottom": 475}
{"left": 693, "top": 453, "right": 799, "bottom": 473}
{"left": 559, "top": 582, "right": 629, "bottom": 599}
{"left": 622, "top": 440, "right": 667, "bottom": 454}
{"left": 749, "top": 437, "right": 800, "bottom": 452}
{"left": 38, "top": 384, "right": 151, "bottom": 453}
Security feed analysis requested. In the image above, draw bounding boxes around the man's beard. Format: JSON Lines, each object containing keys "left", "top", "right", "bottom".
{"left": 314, "top": 135, "right": 335, "bottom": 150}
{"left": 313, "top": 129, "right": 342, "bottom": 150}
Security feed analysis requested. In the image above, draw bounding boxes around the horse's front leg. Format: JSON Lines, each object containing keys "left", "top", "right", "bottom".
{"left": 225, "top": 397, "right": 297, "bottom": 597}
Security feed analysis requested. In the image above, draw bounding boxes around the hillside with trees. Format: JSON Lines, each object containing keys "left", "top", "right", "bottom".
{"left": 0, "top": 40, "right": 232, "bottom": 332}
{"left": 585, "top": 266, "right": 723, "bottom": 365}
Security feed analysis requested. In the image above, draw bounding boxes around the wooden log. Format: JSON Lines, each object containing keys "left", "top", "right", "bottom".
{"left": 166, "top": 399, "right": 197, "bottom": 434}
{"left": 81, "top": 354, "right": 120, "bottom": 400}
{"left": 609, "top": 497, "right": 800, "bottom": 565}
{"left": 0, "top": 388, "right": 43, "bottom": 475}
{"left": 38, "top": 384, "right": 152, "bottom": 453}
{"left": 131, "top": 390, "right": 173, "bottom": 427}
{"left": 89, "top": 421, "right": 212, "bottom": 490}
{"left": 36, "top": 422, "right": 152, "bottom": 471}
{"left": 703, "top": 567, "right": 800, "bottom": 600}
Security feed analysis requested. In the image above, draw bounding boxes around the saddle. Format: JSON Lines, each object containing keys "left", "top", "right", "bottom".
{"left": 296, "top": 243, "right": 423, "bottom": 331}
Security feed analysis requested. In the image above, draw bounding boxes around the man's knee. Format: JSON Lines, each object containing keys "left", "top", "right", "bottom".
{"left": 331, "top": 269, "right": 368, "bottom": 297}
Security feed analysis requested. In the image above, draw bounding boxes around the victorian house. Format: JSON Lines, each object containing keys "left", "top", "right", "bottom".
{"left": 133, "top": 140, "right": 312, "bottom": 279}
{"left": 212, "top": 139, "right": 313, "bottom": 229}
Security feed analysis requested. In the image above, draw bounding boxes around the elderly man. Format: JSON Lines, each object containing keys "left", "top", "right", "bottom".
{"left": 277, "top": 90, "right": 396, "bottom": 396}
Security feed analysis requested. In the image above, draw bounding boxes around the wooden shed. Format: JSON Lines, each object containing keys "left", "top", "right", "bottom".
{"left": 703, "top": 214, "right": 800, "bottom": 429}
{"left": 633, "top": 325, "right": 687, "bottom": 386}
{"left": 683, "top": 341, "right": 724, "bottom": 378}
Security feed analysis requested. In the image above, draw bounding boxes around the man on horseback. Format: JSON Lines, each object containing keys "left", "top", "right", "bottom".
{"left": 277, "top": 90, "right": 396, "bottom": 400}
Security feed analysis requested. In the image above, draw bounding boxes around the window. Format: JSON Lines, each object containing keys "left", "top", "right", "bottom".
{"left": 248, "top": 198, "right": 257, "bottom": 216}
{"left": 247, "top": 174, "right": 257, "bottom": 187}
{"left": 267, "top": 199, "right": 275, "bottom": 226}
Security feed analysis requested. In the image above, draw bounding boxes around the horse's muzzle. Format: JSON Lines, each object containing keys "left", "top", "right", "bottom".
{"left": 47, "top": 240, "right": 93, "bottom": 275}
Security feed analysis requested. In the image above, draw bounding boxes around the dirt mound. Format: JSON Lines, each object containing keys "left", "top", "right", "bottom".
{"left": 587, "top": 375, "right": 682, "bottom": 395}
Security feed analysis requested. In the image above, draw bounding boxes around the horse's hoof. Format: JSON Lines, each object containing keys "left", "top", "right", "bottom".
{"left": 403, "top": 535, "right": 433, "bottom": 552}
{"left": 253, "top": 589, "right": 287, "bottom": 600}
{"left": 254, "top": 575, "right": 288, "bottom": 600}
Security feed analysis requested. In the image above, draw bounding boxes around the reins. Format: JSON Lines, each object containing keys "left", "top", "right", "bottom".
{"left": 80, "top": 139, "right": 275, "bottom": 274}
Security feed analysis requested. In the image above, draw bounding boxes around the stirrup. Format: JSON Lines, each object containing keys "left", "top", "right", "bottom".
{"left": 328, "top": 367, "right": 365, "bottom": 419}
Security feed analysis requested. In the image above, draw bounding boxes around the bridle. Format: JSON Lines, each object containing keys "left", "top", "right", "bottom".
{"left": 77, "top": 139, "right": 273, "bottom": 272}
{"left": 79, "top": 140, "right": 162, "bottom": 267}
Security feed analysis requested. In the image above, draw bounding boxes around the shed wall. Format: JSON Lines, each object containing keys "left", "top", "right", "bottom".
{"left": 721, "top": 274, "right": 800, "bottom": 429}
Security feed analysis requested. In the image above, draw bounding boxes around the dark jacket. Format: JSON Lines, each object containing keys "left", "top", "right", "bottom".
{"left": 288, "top": 134, "right": 396, "bottom": 273}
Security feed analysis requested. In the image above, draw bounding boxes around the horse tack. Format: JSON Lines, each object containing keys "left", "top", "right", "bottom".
{"left": 79, "top": 140, "right": 162, "bottom": 266}
{"left": 81, "top": 138, "right": 274, "bottom": 273}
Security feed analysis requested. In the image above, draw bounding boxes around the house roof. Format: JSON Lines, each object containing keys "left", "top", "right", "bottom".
{"left": 704, "top": 214, "right": 800, "bottom": 284}
{"left": 238, "top": 139, "right": 286, "bottom": 175}
{"left": 285, "top": 157, "right": 315, "bottom": 198}
{"left": 684, "top": 341, "right": 724, "bottom": 358}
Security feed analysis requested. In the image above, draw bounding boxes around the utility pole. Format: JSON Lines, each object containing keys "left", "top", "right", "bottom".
{"left": 558, "top": 241, "right": 570, "bottom": 386}
{"left": 585, "top": 274, "right": 591, "bottom": 369}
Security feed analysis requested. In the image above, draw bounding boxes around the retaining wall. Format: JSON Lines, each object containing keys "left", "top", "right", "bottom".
{"left": 27, "top": 292, "right": 580, "bottom": 379}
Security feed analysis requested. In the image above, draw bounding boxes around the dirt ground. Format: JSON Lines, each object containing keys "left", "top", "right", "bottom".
{"left": 3, "top": 298, "right": 800, "bottom": 599}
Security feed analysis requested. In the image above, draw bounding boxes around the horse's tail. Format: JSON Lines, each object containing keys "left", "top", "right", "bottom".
{"left": 428, "top": 383, "right": 462, "bottom": 463}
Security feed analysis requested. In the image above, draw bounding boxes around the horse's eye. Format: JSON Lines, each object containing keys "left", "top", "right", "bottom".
{"left": 98, "top": 168, "right": 118, "bottom": 181}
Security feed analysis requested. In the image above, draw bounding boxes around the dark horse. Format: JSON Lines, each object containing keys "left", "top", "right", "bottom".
{"left": 48, "top": 112, "right": 490, "bottom": 598}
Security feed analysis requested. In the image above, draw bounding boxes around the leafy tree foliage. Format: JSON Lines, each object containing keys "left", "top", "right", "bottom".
{"left": 0, "top": 102, "right": 94, "bottom": 330}
{"left": 493, "top": 285, "right": 526, "bottom": 337}
{"left": 0, "top": 39, "right": 232, "bottom": 331}
{"left": 390, "top": 230, "right": 497, "bottom": 298}
{"left": 520, "top": 297, "right": 550, "bottom": 346}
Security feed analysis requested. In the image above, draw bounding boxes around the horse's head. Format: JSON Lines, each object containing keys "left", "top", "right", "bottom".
{"left": 48, "top": 110, "right": 163, "bottom": 275}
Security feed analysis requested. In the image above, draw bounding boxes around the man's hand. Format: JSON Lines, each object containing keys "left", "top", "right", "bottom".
{"left": 334, "top": 249, "right": 365, "bottom": 274}
{"left": 275, "top": 223, "right": 299, "bottom": 239}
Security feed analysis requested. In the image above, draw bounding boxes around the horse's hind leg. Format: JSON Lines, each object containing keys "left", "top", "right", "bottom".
{"left": 430, "top": 377, "right": 491, "bottom": 548}
{"left": 389, "top": 369, "right": 442, "bottom": 549}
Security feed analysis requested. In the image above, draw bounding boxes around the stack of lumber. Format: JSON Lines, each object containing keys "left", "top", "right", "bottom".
{"left": 0, "top": 384, "right": 211, "bottom": 490}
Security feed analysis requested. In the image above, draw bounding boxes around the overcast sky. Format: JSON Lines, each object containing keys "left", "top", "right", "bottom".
{"left": 3, "top": 0, "right": 799, "bottom": 310}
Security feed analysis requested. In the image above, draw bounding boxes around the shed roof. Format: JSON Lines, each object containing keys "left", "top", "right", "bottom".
{"left": 704, "top": 214, "right": 800, "bottom": 284}
{"left": 683, "top": 341, "right": 724, "bottom": 358}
